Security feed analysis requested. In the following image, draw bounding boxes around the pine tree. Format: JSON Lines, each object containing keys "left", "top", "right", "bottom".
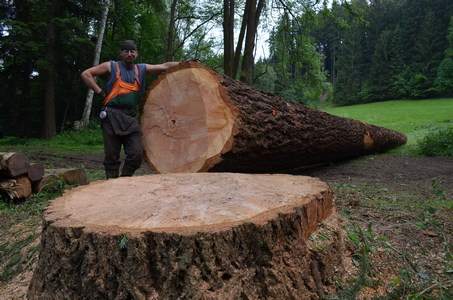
{"left": 434, "top": 17, "right": 453, "bottom": 95}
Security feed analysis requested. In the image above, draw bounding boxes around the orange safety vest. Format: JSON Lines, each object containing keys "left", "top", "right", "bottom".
{"left": 103, "top": 62, "right": 141, "bottom": 107}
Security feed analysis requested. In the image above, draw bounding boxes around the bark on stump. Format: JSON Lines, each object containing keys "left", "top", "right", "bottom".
{"left": 28, "top": 173, "right": 345, "bottom": 299}
{"left": 141, "top": 62, "right": 406, "bottom": 173}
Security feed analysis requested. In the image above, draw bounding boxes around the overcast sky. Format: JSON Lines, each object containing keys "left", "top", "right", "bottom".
{"left": 207, "top": 0, "right": 333, "bottom": 60}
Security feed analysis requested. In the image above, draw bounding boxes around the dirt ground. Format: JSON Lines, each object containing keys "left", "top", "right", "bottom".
{"left": 1, "top": 153, "right": 452, "bottom": 299}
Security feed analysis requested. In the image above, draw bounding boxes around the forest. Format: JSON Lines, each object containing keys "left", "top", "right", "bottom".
{"left": 1, "top": 0, "right": 452, "bottom": 138}
{"left": 1, "top": 1, "right": 453, "bottom": 298}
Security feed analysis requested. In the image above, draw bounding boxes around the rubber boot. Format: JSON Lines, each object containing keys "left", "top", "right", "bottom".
{"left": 105, "top": 169, "right": 119, "bottom": 179}
{"left": 120, "top": 166, "right": 136, "bottom": 177}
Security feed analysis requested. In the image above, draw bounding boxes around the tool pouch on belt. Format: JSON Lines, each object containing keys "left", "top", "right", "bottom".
{"left": 102, "top": 107, "right": 140, "bottom": 136}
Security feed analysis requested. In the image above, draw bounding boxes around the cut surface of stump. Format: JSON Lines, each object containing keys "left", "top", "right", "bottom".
{"left": 42, "top": 173, "right": 331, "bottom": 234}
{"left": 28, "top": 174, "right": 344, "bottom": 299}
{"left": 142, "top": 62, "right": 406, "bottom": 173}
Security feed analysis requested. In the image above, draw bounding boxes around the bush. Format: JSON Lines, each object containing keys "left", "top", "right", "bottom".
{"left": 434, "top": 57, "right": 453, "bottom": 95}
{"left": 417, "top": 127, "right": 453, "bottom": 157}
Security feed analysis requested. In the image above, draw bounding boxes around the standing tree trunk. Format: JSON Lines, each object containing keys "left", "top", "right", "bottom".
{"left": 79, "top": 0, "right": 110, "bottom": 129}
{"left": 239, "top": 0, "right": 265, "bottom": 84}
{"left": 223, "top": 0, "right": 235, "bottom": 76}
{"left": 42, "top": 0, "right": 57, "bottom": 139}
{"left": 165, "top": 0, "right": 178, "bottom": 61}
{"left": 232, "top": 0, "right": 251, "bottom": 79}
{"left": 7, "top": 0, "right": 33, "bottom": 137}
{"left": 141, "top": 62, "right": 406, "bottom": 173}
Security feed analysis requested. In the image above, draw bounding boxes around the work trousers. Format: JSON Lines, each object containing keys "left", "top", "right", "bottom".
{"left": 101, "top": 116, "right": 143, "bottom": 179}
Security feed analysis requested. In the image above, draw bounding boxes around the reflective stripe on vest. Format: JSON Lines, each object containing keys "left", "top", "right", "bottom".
{"left": 103, "top": 63, "right": 141, "bottom": 107}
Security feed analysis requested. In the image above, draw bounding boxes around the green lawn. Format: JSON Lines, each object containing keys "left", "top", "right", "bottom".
{"left": 324, "top": 98, "right": 453, "bottom": 154}
{"left": 0, "top": 126, "right": 103, "bottom": 154}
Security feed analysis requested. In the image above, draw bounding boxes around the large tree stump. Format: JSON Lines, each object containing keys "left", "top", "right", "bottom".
{"left": 141, "top": 62, "right": 406, "bottom": 173}
{"left": 28, "top": 173, "right": 345, "bottom": 299}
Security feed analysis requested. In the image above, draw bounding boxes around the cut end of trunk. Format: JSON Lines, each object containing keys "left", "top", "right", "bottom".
{"left": 0, "top": 176, "right": 32, "bottom": 200}
{"left": 142, "top": 63, "right": 236, "bottom": 173}
{"left": 0, "top": 152, "right": 30, "bottom": 177}
{"left": 46, "top": 173, "right": 333, "bottom": 235}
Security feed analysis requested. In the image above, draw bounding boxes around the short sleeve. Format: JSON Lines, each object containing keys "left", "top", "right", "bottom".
{"left": 138, "top": 64, "right": 147, "bottom": 92}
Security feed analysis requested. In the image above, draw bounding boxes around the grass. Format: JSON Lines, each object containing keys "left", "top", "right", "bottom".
{"left": 323, "top": 98, "right": 453, "bottom": 155}
{"left": 0, "top": 168, "right": 106, "bottom": 284}
{"left": 331, "top": 181, "right": 453, "bottom": 299}
{"left": 0, "top": 125, "right": 103, "bottom": 154}
{"left": 0, "top": 180, "right": 67, "bottom": 282}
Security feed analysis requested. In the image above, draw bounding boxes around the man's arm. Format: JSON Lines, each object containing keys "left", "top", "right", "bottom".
{"left": 145, "top": 62, "right": 180, "bottom": 75}
{"left": 81, "top": 61, "right": 111, "bottom": 94}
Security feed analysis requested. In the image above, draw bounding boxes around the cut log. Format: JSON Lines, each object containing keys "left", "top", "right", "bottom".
{"left": 0, "top": 152, "right": 30, "bottom": 177}
{"left": 0, "top": 176, "right": 32, "bottom": 200}
{"left": 28, "top": 173, "right": 345, "bottom": 299}
{"left": 27, "top": 163, "right": 45, "bottom": 182}
{"left": 32, "top": 169, "right": 87, "bottom": 193}
{"left": 32, "top": 174, "right": 60, "bottom": 194}
{"left": 45, "top": 168, "right": 88, "bottom": 186}
{"left": 141, "top": 62, "right": 407, "bottom": 173}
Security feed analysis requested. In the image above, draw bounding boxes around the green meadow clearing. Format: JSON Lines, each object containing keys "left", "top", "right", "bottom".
{"left": 324, "top": 98, "right": 453, "bottom": 154}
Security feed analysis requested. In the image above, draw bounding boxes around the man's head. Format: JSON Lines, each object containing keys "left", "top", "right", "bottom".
{"left": 119, "top": 40, "right": 138, "bottom": 64}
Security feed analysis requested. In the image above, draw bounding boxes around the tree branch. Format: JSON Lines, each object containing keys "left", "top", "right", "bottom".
{"left": 172, "top": 12, "right": 222, "bottom": 57}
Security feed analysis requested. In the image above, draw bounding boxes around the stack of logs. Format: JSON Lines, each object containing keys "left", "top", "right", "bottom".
{"left": 0, "top": 152, "right": 88, "bottom": 201}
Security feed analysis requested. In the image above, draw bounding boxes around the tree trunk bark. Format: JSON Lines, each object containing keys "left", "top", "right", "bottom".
{"left": 11, "top": 0, "right": 33, "bottom": 137}
{"left": 232, "top": 0, "right": 250, "bottom": 79}
{"left": 42, "top": 0, "right": 57, "bottom": 139}
{"left": 141, "top": 62, "right": 407, "bottom": 173}
{"left": 239, "top": 0, "right": 257, "bottom": 84}
{"left": 79, "top": 0, "right": 110, "bottom": 129}
{"left": 165, "top": 0, "right": 178, "bottom": 61}
{"left": 28, "top": 173, "right": 345, "bottom": 299}
{"left": 223, "top": 0, "right": 234, "bottom": 76}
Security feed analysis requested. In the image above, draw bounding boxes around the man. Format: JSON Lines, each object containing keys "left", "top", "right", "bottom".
{"left": 81, "top": 40, "right": 180, "bottom": 178}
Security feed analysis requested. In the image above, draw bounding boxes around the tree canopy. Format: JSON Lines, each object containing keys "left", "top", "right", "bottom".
{"left": 1, "top": 0, "right": 452, "bottom": 137}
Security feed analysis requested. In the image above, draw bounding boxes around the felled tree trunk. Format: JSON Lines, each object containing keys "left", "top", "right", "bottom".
{"left": 141, "top": 62, "right": 406, "bottom": 173}
{"left": 28, "top": 174, "right": 345, "bottom": 299}
{"left": 0, "top": 152, "right": 29, "bottom": 177}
